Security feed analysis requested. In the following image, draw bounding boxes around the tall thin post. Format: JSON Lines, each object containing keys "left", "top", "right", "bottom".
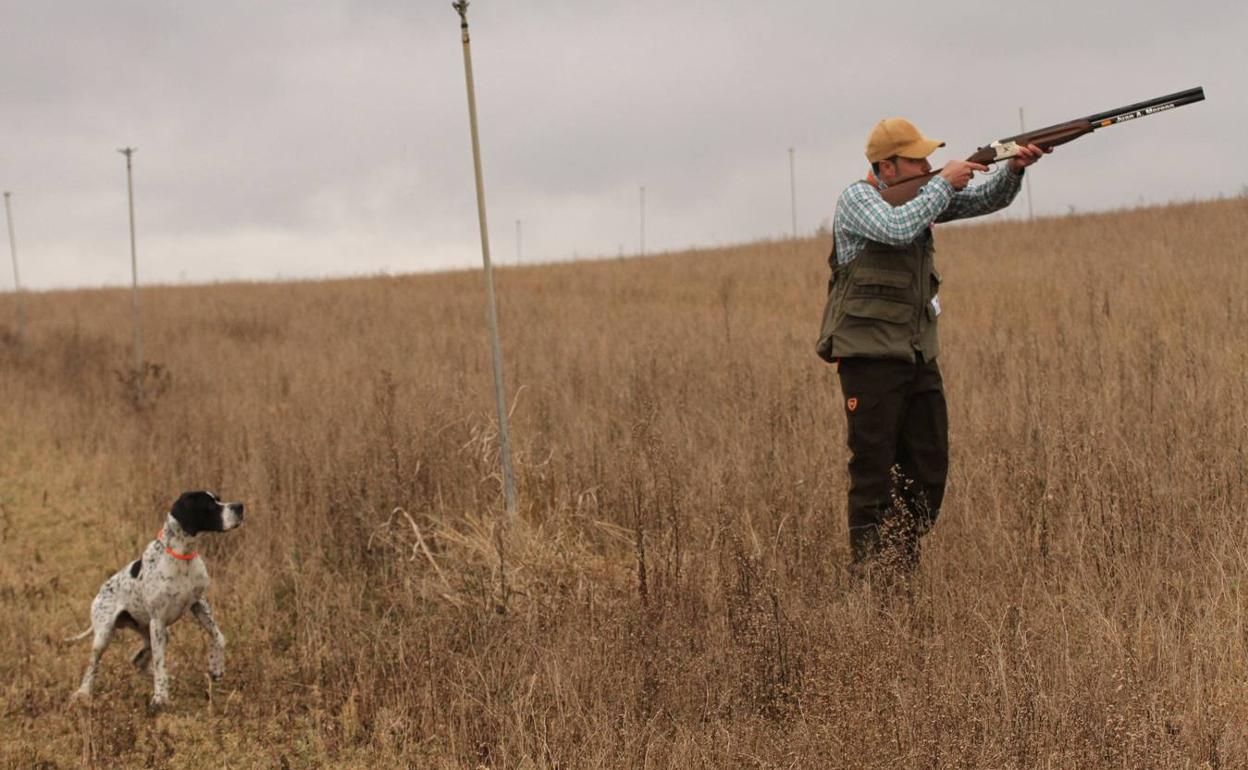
{"left": 639, "top": 186, "right": 646, "bottom": 257}
{"left": 3, "top": 192, "right": 25, "bottom": 345}
{"left": 515, "top": 219, "right": 521, "bottom": 265}
{"left": 118, "top": 147, "right": 145, "bottom": 387}
{"left": 1019, "top": 107, "right": 1034, "bottom": 221}
{"left": 788, "top": 147, "right": 798, "bottom": 240}
{"left": 453, "top": 1, "right": 517, "bottom": 516}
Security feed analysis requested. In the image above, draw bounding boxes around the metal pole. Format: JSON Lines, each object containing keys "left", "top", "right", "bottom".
{"left": 119, "top": 147, "right": 145, "bottom": 403}
{"left": 453, "top": 1, "right": 517, "bottom": 516}
{"left": 3, "top": 192, "right": 25, "bottom": 345}
{"left": 1019, "top": 107, "right": 1034, "bottom": 221}
{"left": 788, "top": 147, "right": 797, "bottom": 240}
{"left": 639, "top": 186, "right": 646, "bottom": 257}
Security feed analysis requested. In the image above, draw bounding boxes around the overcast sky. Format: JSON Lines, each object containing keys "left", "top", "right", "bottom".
{"left": 1, "top": 0, "right": 1242, "bottom": 290}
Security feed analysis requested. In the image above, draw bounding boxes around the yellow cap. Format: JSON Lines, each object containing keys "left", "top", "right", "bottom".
{"left": 865, "top": 118, "right": 945, "bottom": 162}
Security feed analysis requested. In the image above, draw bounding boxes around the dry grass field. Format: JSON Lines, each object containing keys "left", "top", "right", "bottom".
{"left": 1, "top": 197, "right": 1246, "bottom": 768}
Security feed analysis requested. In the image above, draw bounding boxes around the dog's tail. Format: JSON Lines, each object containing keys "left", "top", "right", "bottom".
{"left": 63, "top": 627, "right": 93, "bottom": 644}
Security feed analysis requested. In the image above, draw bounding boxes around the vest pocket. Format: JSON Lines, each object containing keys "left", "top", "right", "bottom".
{"left": 849, "top": 267, "right": 912, "bottom": 306}
{"left": 852, "top": 268, "right": 911, "bottom": 294}
{"left": 854, "top": 267, "right": 911, "bottom": 288}
{"left": 844, "top": 296, "right": 912, "bottom": 323}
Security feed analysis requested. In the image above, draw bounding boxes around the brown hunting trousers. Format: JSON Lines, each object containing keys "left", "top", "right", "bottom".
{"left": 836, "top": 354, "right": 948, "bottom": 569}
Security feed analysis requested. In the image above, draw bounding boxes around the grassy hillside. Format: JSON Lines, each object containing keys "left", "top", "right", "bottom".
{"left": 1, "top": 198, "right": 1246, "bottom": 768}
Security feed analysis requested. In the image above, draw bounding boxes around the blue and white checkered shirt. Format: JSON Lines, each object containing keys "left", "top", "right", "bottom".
{"left": 833, "top": 168, "right": 1024, "bottom": 265}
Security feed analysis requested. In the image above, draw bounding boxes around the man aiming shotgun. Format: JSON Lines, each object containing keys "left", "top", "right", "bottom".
{"left": 816, "top": 87, "right": 1206, "bottom": 575}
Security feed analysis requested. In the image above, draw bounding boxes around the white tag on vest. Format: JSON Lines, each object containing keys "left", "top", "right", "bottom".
{"left": 931, "top": 296, "right": 942, "bottom": 317}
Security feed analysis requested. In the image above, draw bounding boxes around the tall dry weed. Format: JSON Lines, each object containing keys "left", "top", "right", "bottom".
{"left": 0, "top": 199, "right": 1245, "bottom": 768}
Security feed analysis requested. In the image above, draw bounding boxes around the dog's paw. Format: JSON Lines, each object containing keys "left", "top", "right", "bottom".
{"left": 69, "top": 689, "right": 93, "bottom": 707}
{"left": 148, "top": 696, "right": 169, "bottom": 715}
{"left": 208, "top": 649, "right": 226, "bottom": 681}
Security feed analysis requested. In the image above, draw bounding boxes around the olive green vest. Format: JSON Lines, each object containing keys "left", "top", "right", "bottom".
{"left": 816, "top": 229, "right": 942, "bottom": 363}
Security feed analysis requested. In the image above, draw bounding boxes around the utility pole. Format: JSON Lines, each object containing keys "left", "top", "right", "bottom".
{"left": 453, "top": 1, "right": 517, "bottom": 516}
{"left": 3, "top": 192, "right": 24, "bottom": 345}
{"left": 118, "top": 147, "right": 145, "bottom": 397}
{"left": 788, "top": 147, "right": 797, "bottom": 240}
{"left": 1019, "top": 107, "right": 1034, "bottom": 221}
{"left": 639, "top": 186, "right": 646, "bottom": 257}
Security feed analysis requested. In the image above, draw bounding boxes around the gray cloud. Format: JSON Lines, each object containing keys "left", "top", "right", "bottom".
{"left": 1, "top": 0, "right": 1243, "bottom": 289}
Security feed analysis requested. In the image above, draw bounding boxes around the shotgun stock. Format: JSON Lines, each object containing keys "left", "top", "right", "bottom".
{"left": 879, "top": 87, "right": 1205, "bottom": 207}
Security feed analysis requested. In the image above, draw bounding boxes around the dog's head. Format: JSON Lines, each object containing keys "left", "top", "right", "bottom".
{"left": 170, "top": 491, "right": 245, "bottom": 535}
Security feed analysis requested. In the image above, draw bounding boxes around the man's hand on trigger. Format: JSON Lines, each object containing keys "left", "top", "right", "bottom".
{"left": 1008, "top": 143, "right": 1052, "bottom": 174}
{"left": 939, "top": 160, "right": 989, "bottom": 190}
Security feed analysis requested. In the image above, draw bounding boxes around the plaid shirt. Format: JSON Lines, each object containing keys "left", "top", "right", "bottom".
{"left": 833, "top": 167, "right": 1024, "bottom": 265}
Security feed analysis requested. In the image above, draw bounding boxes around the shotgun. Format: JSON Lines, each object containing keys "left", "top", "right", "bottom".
{"left": 880, "top": 87, "right": 1206, "bottom": 206}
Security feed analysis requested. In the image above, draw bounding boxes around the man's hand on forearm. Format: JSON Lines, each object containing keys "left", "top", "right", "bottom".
{"left": 1008, "top": 143, "right": 1052, "bottom": 174}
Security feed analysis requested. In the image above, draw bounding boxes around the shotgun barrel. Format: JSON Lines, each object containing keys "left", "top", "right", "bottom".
{"left": 997, "top": 87, "right": 1207, "bottom": 148}
{"left": 1085, "top": 86, "right": 1206, "bottom": 128}
{"left": 879, "top": 87, "right": 1206, "bottom": 206}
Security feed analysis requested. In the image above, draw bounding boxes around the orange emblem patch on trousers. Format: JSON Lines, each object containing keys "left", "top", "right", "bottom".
{"left": 846, "top": 397, "right": 858, "bottom": 413}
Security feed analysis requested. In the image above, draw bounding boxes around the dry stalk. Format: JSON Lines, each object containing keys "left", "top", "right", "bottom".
{"left": 368, "top": 506, "right": 460, "bottom": 602}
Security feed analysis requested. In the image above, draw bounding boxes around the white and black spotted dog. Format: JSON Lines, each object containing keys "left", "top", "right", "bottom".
{"left": 67, "top": 491, "right": 244, "bottom": 709}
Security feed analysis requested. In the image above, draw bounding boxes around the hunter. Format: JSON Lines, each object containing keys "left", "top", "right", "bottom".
{"left": 819, "top": 117, "right": 1048, "bottom": 572}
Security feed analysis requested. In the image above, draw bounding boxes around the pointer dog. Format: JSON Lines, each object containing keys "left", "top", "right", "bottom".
{"left": 67, "top": 491, "right": 244, "bottom": 709}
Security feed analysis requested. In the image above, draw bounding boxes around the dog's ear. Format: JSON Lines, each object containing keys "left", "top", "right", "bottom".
{"left": 170, "top": 492, "right": 200, "bottom": 535}
{"left": 170, "top": 491, "right": 221, "bottom": 535}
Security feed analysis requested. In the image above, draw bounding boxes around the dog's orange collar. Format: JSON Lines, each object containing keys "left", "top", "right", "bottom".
{"left": 156, "top": 528, "right": 198, "bottom": 561}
